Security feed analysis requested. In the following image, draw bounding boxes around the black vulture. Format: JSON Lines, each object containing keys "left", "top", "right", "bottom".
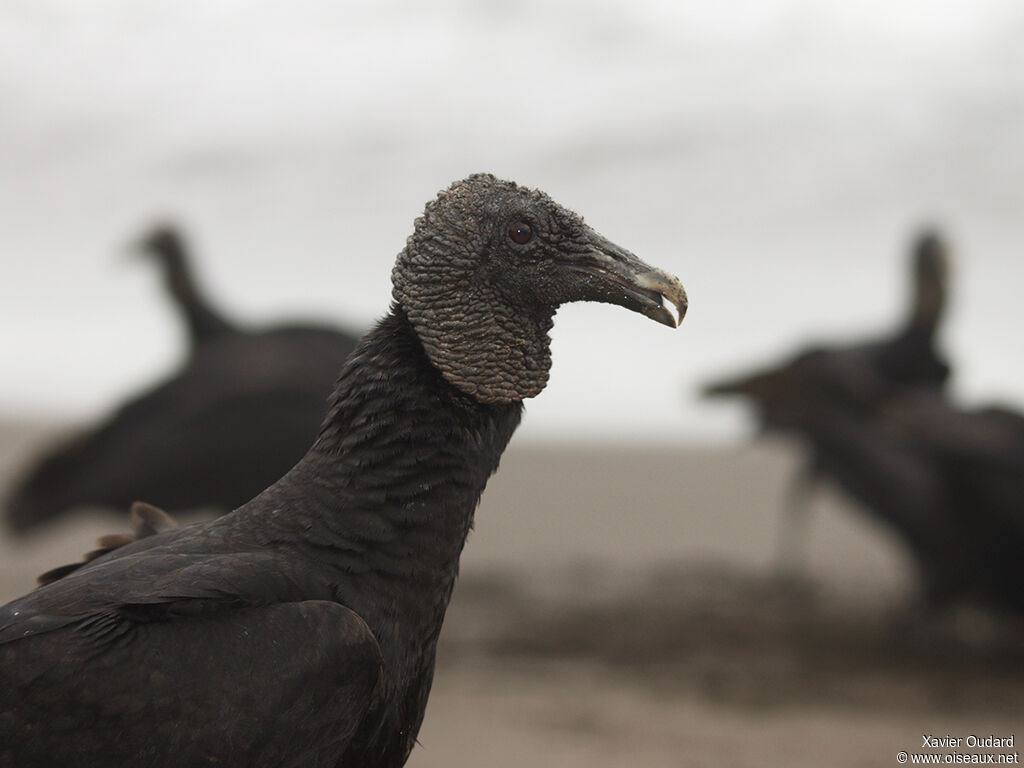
{"left": 3, "top": 225, "right": 363, "bottom": 534}
{"left": 0, "top": 174, "right": 687, "bottom": 767}
{"left": 703, "top": 229, "right": 952, "bottom": 568}
{"left": 794, "top": 390, "right": 1024, "bottom": 611}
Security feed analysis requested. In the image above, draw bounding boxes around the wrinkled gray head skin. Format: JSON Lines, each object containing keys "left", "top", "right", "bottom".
{"left": 393, "top": 174, "right": 687, "bottom": 403}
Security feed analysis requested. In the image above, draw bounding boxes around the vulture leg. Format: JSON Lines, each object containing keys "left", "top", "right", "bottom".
{"left": 773, "top": 463, "right": 818, "bottom": 580}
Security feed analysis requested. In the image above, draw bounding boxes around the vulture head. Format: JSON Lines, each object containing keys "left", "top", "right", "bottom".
{"left": 392, "top": 173, "right": 687, "bottom": 403}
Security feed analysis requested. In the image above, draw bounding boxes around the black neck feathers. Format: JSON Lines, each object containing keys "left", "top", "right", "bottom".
{"left": 267, "top": 313, "right": 514, "bottom": 629}
{"left": 263, "top": 307, "right": 522, "bottom": 764}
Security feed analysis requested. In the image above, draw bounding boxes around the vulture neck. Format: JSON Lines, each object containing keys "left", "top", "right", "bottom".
{"left": 903, "top": 265, "right": 946, "bottom": 339}
{"left": 154, "top": 243, "right": 234, "bottom": 346}
{"left": 294, "top": 305, "right": 523, "bottom": 639}
{"left": 197, "top": 305, "right": 522, "bottom": 764}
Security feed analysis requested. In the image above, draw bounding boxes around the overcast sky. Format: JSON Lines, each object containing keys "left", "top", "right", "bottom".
{"left": 1, "top": 0, "right": 1022, "bottom": 442}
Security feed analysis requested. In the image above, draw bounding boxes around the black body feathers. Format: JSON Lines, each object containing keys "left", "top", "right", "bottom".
{"left": 1, "top": 311, "right": 520, "bottom": 767}
{"left": 4, "top": 225, "right": 361, "bottom": 533}
{"left": 0, "top": 175, "right": 686, "bottom": 767}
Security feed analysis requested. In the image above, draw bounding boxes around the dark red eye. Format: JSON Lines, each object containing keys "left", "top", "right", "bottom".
{"left": 508, "top": 221, "right": 533, "bottom": 244}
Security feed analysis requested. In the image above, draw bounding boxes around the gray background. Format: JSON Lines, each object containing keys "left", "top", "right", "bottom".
{"left": 1, "top": 0, "right": 1022, "bottom": 442}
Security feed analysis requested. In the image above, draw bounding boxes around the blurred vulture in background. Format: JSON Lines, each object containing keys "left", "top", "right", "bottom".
{"left": 705, "top": 230, "right": 965, "bottom": 588}
{"left": 778, "top": 388, "right": 1024, "bottom": 612}
{"left": 871, "top": 391, "right": 1024, "bottom": 611}
{"left": 3, "top": 226, "right": 362, "bottom": 535}
{"left": 707, "top": 226, "right": 1024, "bottom": 614}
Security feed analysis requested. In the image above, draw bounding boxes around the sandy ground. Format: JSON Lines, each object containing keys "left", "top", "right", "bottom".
{"left": 1, "top": 421, "right": 1021, "bottom": 767}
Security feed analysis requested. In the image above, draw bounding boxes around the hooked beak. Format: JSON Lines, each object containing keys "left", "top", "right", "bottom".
{"left": 702, "top": 365, "right": 789, "bottom": 401}
{"left": 703, "top": 374, "right": 759, "bottom": 399}
{"left": 124, "top": 238, "right": 148, "bottom": 262}
{"left": 122, "top": 231, "right": 164, "bottom": 266}
{"left": 566, "top": 229, "right": 688, "bottom": 328}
